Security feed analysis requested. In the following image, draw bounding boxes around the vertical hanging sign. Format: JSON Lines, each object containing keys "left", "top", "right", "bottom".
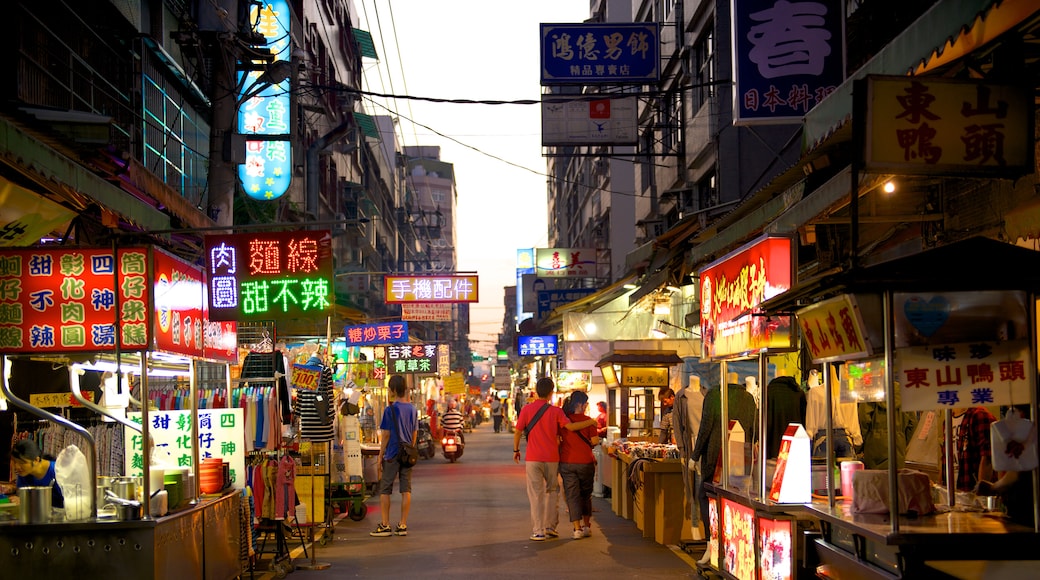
{"left": 237, "top": 0, "right": 292, "bottom": 200}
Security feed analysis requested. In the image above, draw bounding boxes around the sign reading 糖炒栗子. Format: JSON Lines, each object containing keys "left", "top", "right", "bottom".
{"left": 540, "top": 23, "right": 659, "bottom": 85}
{"left": 205, "top": 230, "right": 334, "bottom": 321}
{"left": 863, "top": 76, "right": 1033, "bottom": 176}
{"left": 383, "top": 275, "right": 478, "bottom": 303}
{"left": 344, "top": 322, "right": 408, "bottom": 347}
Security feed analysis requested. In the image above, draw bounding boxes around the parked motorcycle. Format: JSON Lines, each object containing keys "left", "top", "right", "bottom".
{"left": 417, "top": 418, "right": 436, "bottom": 460}
{"left": 440, "top": 429, "right": 465, "bottom": 463}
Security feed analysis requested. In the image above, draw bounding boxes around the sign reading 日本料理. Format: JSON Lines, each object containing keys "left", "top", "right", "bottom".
{"left": 540, "top": 23, "right": 659, "bottom": 85}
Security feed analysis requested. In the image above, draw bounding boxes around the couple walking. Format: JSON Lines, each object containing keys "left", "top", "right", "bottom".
{"left": 513, "top": 378, "right": 599, "bottom": 541}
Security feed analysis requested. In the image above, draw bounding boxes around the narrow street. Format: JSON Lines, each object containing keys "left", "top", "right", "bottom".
{"left": 256, "top": 420, "right": 701, "bottom": 579}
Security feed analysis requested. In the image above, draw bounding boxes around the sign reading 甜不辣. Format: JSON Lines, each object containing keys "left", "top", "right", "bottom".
{"left": 384, "top": 275, "right": 478, "bottom": 303}
{"left": 344, "top": 322, "right": 408, "bottom": 347}
{"left": 381, "top": 343, "right": 439, "bottom": 375}
{"left": 127, "top": 409, "right": 246, "bottom": 489}
{"left": 863, "top": 76, "right": 1033, "bottom": 176}
{"left": 0, "top": 247, "right": 151, "bottom": 353}
{"left": 206, "top": 231, "right": 334, "bottom": 321}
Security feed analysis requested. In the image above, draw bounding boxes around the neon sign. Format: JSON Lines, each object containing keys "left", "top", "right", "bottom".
{"left": 384, "top": 275, "right": 479, "bottom": 303}
{"left": 381, "top": 343, "right": 440, "bottom": 375}
{"left": 205, "top": 231, "right": 334, "bottom": 321}
{"left": 237, "top": 0, "right": 292, "bottom": 201}
{"left": 344, "top": 322, "right": 409, "bottom": 347}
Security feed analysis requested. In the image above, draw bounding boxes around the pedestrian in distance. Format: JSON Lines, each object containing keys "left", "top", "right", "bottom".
{"left": 371, "top": 374, "right": 417, "bottom": 537}
{"left": 513, "top": 377, "right": 597, "bottom": 541}
{"left": 491, "top": 396, "right": 504, "bottom": 433}
{"left": 559, "top": 390, "right": 600, "bottom": 539}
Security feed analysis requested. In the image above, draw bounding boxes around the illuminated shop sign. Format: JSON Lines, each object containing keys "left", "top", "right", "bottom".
{"left": 237, "top": 0, "right": 292, "bottom": 200}
{"left": 540, "top": 23, "right": 660, "bottom": 84}
{"left": 344, "top": 321, "right": 408, "bottom": 347}
{"left": 758, "top": 516, "right": 794, "bottom": 580}
{"left": 896, "top": 340, "right": 1031, "bottom": 411}
{"left": 152, "top": 248, "right": 205, "bottom": 358}
{"left": 796, "top": 294, "right": 871, "bottom": 363}
{"left": 699, "top": 235, "right": 794, "bottom": 359}
{"left": 204, "top": 321, "right": 238, "bottom": 363}
{"left": 381, "top": 343, "right": 440, "bottom": 375}
{"left": 0, "top": 247, "right": 151, "bottom": 353}
{"left": 518, "top": 335, "right": 557, "bottom": 357}
{"left": 401, "top": 303, "right": 452, "bottom": 321}
{"left": 384, "top": 275, "right": 478, "bottom": 303}
{"left": 535, "top": 247, "right": 596, "bottom": 277}
{"left": 205, "top": 230, "right": 334, "bottom": 321}
{"left": 721, "top": 498, "right": 756, "bottom": 580}
{"left": 128, "top": 409, "right": 246, "bottom": 488}
{"left": 863, "top": 76, "right": 1033, "bottom": 176}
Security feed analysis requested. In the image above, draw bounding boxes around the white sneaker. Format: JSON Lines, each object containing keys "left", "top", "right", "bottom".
{"left": 581, "top": 525, "right": 591, "bottom": 538}
{"left": 572, "top": 529, "right": 584, "bottom": 540}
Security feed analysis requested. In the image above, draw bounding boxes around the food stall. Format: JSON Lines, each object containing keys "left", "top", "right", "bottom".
{"left": 695, "top": 235, "right": 821, "bottom": 580}
{"left": 758, "top": 237, "right": 1040, "bottom": 578}
{"left": 0, "top": 245, "right": 244, "bottom": 579}
{"left": 596, "top": 349, "right": 691, "bottom": 544}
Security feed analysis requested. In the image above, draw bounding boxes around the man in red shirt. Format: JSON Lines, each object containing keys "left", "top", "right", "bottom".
{"left": 513, "top": 378, "right": 596, "bottom": 541}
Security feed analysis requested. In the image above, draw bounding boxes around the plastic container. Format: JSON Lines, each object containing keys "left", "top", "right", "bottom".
{"left": 841, "top": 460, "right": 864, "bottom": 498}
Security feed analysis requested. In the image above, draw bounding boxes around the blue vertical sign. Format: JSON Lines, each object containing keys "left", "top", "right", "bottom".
{"left": 731, "top": 0, "right": 845, "bottom": 125}
{"left": 237, "top": 0, "right": 292, "bottom": 200}
{"left": 540, "top": 23, "right": 659, "bottom": 85}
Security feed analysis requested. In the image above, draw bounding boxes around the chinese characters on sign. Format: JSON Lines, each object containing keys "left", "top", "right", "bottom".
{"left": 537, "top": 287, "right": 597, "bottom": 319}
{"left": 400, "top": 303, "right": 452, "bottom": 321}
{"left": 517, "top": 335, "right": 558, "bottom": 357}
{"left": 796, "top": 294, "right": 871, "bottom": 363}
{"left": 721, "top": 497, "right": 756, "bottom": 580}
{"left": 381, "top": 343, "right": 440, "bottom": 375}
{"left": 0, "top": 248, "right": 151, "bottom": 353}
{"left": 699, "top": 236, "right": 794, "bottom": 359}
{"left": 126, "top": 409, "right": 246, "bottom": 488}
{"left": 205, "top": 231, "right": 334, "bottom": 321}
{"left": 534, "top": 248, "right": 597, "bottom": 278}
{"left": 344, "top": 322, "right": 408, "bottom": 347}
{"left": 383, "top": 275, "right": 478, "bottom": 303}
{"left": 153, "top": 248, "right": 205, "bottom": 358}
{"left": 896, "top": 340, "right": 1031, "bottom": 412}
{"left": 237, "top": 0, "right": 293, "bottom": 200}
{"left": 620, "top": 366, "right": 669, "bottom": 388}
{"left": 733, "top": 0, "right": 845, "bottom": 124}
{"left": 864, "top": 76, "right": 1032, "bottom": 175}
{"left": 540, "top": 23, "right": 659, "bottom": 84}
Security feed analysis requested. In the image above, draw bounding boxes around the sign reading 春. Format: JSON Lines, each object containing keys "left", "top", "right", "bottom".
{"left": 0, "top": 247, "right": 151, "bottom": 353}
{"left": 383, "top": 275, "right": 478, "bottom": 303}
{"left": 382, "top": 343, "right": 440, "bottom": 375}
{"left": 237, "top": 0, "right": 293, "bottom": 200}
{"left": 540, "top": 23, "right": 659, "bottom": 85}
{"left": 863, "top": 76, "right": 1033, "bottom": 176}
{"left": 732, "top": 0, "right": 845, "bottom": 125}
{"left": 344, "top": 321, "right": 408, "bottom": 347}
{"left": 205, "top": 231, "right": 334, "bottom": 321}
{"left": 127, "top": 408, "right": 246, "bottom": 489}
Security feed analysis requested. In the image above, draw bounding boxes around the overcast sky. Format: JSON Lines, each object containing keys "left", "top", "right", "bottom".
{"left": 356, "top": 1, "right": 590, "bottom": 356}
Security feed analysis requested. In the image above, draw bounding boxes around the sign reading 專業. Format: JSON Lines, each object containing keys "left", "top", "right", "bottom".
{"left": 344, "top": 322, "right": 408, "bottom": 347}
{"left": 0, "top": 247, "right": 151, "bottom": 353}
{"left": 540, "top": 23, "right": 659, "bottom": 85}
{"left": 732, "top": 0, "right": 845, "bottom": 125}
{"left": 127, "top": 408, "right": 246, "bottom": 489}
{"left": 384, "top": 275, "right": 478, "bottom": 303}
{"left": 895, "top": 340, "right": 1032, "bottom": 412}
{"left": 205, "top": 230, "right": 334, "bottom": 321}
{"left": 863, "top": 76, "right": 1033, "bottom": 176}
{"left": 699, "top": 235, "right": 795, "bottom": 359}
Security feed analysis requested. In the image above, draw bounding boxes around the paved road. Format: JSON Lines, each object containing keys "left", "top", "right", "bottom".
{"left": 254, "top": 420, "right": 701, "bottom": 579}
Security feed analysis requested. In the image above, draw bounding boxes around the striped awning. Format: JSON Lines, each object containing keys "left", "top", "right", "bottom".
{"left": 352, "top": 29, "right": 378, "bottom": 60}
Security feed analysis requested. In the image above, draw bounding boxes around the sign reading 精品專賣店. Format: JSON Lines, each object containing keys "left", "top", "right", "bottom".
{"left": 540, "top": 23, "right": 659, "bottom": 85}
{"left": 732, "top": 0, "right": 846, "bottom": 125}
{"left": 237, "top": 0, "right": 292, "bottom": 200}
{"left": 205, "top": 230, "right": 334, "bottom": 321}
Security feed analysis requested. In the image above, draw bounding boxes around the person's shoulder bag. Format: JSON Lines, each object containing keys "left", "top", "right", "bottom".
{"left": 391, "top": 403, "right": 419, "bottom": 467}
{"left": 523, "top": 402, "right": 551, "bottom": 440}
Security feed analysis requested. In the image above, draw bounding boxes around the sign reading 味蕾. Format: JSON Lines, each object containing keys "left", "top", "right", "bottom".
{"left": 205, "top": 231, "right": 334, "bottom": 321}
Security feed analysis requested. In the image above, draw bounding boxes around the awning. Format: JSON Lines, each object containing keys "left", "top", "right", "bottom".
{"left": 352, "top": 112, "right": 381, "bottom": 140}
{"left": 535, "top": 274, "right": 636, "bottom": 334}
{"left": 915, "top": 0, "right": 1038, "bottom": 75}
{"left": 595, "top": 349, "right": 683, "bottom": 367}
{"left": 0, "top": 175, "right": 76, "bottom": 246}
{"left": 352, "top": 29, "right": 379, "bottom": 60}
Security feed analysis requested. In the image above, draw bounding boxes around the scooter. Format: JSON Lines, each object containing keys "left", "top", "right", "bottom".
{"left": 441, "top": 429, "right": 465, "bottom": 463}
{"left": 417, "top": 418, "right": 436, "bottom": 460}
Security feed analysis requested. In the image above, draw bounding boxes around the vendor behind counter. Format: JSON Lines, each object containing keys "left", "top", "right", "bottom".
{"left": 4, "top": 439, "right": 65, "bottom": 508}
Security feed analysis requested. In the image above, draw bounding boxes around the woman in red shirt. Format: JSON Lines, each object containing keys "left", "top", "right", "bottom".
{"left": 559, "top": 391, "right": 600, "bottom": 539}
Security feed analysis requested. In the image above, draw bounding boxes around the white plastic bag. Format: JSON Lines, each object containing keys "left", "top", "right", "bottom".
{"left": 54, "top": 445, "right": 92, "bottom": 520}
{"left": 990, "top": 408, "right": 1038, "bottom": 472}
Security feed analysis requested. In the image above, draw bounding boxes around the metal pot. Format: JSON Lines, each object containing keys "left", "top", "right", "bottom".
{"left": 18, "top": 486, "right": 52, "bottom": 524}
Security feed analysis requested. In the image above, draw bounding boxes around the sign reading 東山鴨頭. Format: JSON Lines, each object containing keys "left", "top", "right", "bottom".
{"left": 205, "top": 231, "right": 334, "bottom": 321}
{"left": 344, "top": 322, "right": 408, "bottom": 347}
{"left": 732, "top": 0, "right": 845, "bottom": 125}
{"left": 0, "top": 247, "right": 152, "bottom": 353}
{"left": 895, "top": 340, "right": 1032, "bottom": 412}
{"left": 383, "top": 275, "right": 478, "bottom": 303}
{"left": 863, "top": 76, "right": 1033, "bottom": 176}
{"left": 699, "top": 235, "right": 794, "bottom": 359}
{"left": 534, "top": 248, "right": 596, "bottom": 277}
{"left": 237, "top": 0, "right": 293, "bottom": 200}
{"left": 796, "top": 294, "right": 872, "bottom": 363}
{"left": 127, "top": 409, "right": 246, "bottom": 489}
{"left": 540, "top": 23, "right": 659, "bottom": 85}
